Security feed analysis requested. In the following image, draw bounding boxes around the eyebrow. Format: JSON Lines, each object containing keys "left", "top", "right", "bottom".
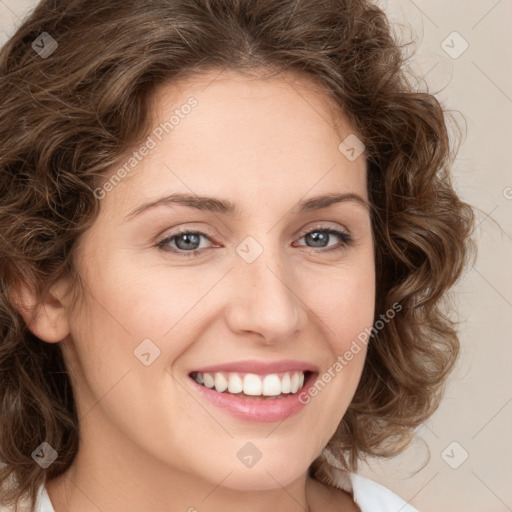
{"left": 125, "top": 191, "right": 370, "bottom": 220}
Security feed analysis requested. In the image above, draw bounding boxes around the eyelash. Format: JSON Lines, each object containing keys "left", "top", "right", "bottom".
{"left": 156, "top": 226, "right": 353, "bottom": 258}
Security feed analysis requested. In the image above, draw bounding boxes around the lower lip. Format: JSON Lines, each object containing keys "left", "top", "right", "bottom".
{"left": 188, "top": 373, "right": 317, "bottom": 423}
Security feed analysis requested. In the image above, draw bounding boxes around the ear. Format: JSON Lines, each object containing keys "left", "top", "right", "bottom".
{"left": 9, "top": 278, "right": 71, "bottom": 343}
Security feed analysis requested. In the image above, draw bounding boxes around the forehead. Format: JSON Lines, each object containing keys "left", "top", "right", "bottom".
{"left": 105, "top": 68, "right": 368, "bottom": 215}
{"left": 152, "top": 67, "right": 351, "bottom": 140}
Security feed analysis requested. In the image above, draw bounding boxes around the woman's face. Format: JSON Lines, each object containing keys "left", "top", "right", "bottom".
{"left": 61, "top": 69, "right": 375, "bottom": 490}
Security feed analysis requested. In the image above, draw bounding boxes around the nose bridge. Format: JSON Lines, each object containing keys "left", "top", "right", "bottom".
{"left": 228, "top": 240, "right": 306, "bottom": 341}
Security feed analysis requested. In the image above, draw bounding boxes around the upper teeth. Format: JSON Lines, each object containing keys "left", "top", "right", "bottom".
{"left": 193, "top": 371, "right": 306, "bottom": 396}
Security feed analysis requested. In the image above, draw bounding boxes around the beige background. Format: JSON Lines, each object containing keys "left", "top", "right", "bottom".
{"left": 1, "top": 0, "right": 511, "bottom": 510}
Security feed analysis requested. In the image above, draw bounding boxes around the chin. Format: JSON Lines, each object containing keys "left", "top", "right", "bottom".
{"left": 204, "top": 456, "right": 309, "bottom": 492}
{"left": 221, "top": 470, "right": 304, "bottom": 492}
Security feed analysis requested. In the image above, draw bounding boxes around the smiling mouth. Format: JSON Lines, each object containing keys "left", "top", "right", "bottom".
{"left": 188, "top": 370, "right": 313, "bottom": 399}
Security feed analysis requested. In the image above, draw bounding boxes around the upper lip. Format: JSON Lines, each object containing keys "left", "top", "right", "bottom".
{"left": 190, "top": 359, "right": 318, "bottom": 375}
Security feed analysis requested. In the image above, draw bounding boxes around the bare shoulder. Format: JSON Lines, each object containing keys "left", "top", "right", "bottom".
{"left": 306, "top": 477, "right": 360, "bottom": 512}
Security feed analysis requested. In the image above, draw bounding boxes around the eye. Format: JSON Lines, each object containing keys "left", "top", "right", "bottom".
{"left": 294, "top": 226, "right": 352, "bottom": 252}
{"left": 157, "top": 229, "right": 214, "bottom": 256}
{"left": 156, "top": 226, "right": 353, "bottom": 258}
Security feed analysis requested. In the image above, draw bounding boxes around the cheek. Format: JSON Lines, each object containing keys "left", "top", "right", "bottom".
{"left": 299, "top": 255, "right": 375, "bottom": 424}
{"left": 64, "top": 257, "right": 225, "bottom": 422}
{"left": 74, "top": 251, "right": 212, "bottom": 351}
{"left": 313, "top": 258, "right": 376, "bottom": 354}
{"left": 102, "top": 261, "right": 224, "bottom": 337}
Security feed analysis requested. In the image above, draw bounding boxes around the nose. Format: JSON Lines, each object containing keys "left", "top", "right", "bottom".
{"left": 225, "top": 249, "right": 308, "bottom": 345}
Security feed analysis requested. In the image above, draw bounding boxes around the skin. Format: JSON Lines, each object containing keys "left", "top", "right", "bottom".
{"left": 20, "top": 69, "right": 374, "bottom": 512}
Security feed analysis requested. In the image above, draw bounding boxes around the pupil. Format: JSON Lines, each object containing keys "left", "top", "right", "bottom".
{"left": 177, "top": 233, "right": 200, "bottom": 250}
{"left": 307, "top": 231, "right": 327, "bottom": 247}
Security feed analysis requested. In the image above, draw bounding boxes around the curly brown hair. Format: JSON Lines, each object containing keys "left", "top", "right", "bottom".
{"left": 0, "top": 0, "right": 475, "bottom": 509}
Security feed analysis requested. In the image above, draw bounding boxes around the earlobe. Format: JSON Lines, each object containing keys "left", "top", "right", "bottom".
{"left": 9, "top": 279, "right": 71, "bottom": 344}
